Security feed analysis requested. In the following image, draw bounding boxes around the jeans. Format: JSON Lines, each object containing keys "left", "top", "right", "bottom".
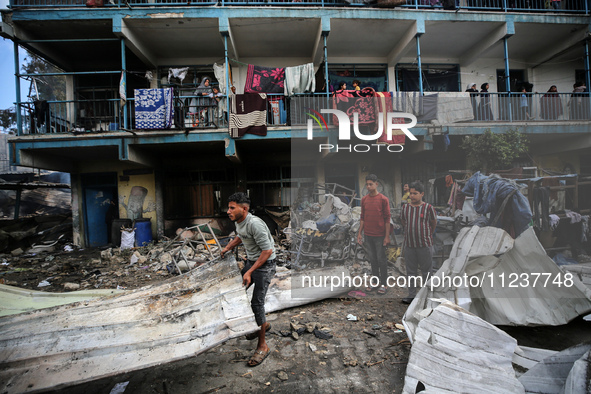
{"left": 364, "top": 235, "right": 388, "bottom": 287}
{"left": 404, "top": 246, "right": 433, "bottom": 298}
{"left": 242, "top": 259, "right": 276, "bottom": 326}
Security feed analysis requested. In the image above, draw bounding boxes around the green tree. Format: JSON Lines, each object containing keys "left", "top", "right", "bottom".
{"left": 461, "top": 129, "right": 529, "bottom": 174}
{"left": 0, "top": 108, "right": 17, "bottom": 133}
{"left": 21, "top": 51, "right": 66, "bottom": 101}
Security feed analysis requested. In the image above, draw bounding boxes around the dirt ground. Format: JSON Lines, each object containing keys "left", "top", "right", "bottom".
{"left": 1, "top": 244, "right": 590, "bottom": 394}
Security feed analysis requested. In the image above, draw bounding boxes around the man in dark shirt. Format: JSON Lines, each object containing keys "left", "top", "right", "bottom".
{"left": 357, "top": 174, "right": 391, "bottom": 294}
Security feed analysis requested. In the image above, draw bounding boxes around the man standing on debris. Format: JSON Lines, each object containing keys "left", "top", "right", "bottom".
{"left": 220, "top": 192, "right": 276, "bottom": 367}
{"left": 357, "top": 174, "right": 391, "bottom": 295}
{"left": 400, "top": 181, "right": 437, "bottom": 304}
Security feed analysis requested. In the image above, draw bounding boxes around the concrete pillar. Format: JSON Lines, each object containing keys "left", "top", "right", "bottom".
{"left": 71, "top": 174, "right": 84, "bottom": 247}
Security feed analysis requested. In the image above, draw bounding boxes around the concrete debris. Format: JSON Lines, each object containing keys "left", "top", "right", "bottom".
{"left": 277, "top": 371, "right": 289, "bottom": 381}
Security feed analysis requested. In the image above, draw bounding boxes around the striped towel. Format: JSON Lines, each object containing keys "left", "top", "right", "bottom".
{"left": 229, "top": 93, "right": 267, "bottom": 138}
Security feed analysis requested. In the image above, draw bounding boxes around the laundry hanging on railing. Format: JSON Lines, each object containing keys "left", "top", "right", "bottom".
{"left": 245, "top": 65, "right": 285, "bottom": 94}
{"left": 168, "top": 67, "right": 189, "bottom": 84}
{"left": 284, "top": 63, "right": 315, "bottom": 96}
{"left": 331, "top": 87, "right": 377, "bottom": 126}
{"left": 375, "top": 92, "right": 406, "bottom": 145}
{"left": 134, "top": 88, "right": 174, "bottom": 130}
{"left": 229, "top": 93, "right": 267, "bottom": 138}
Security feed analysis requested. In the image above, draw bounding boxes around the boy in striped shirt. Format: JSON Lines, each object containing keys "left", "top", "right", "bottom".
{"left": 400, "top": 181, "right": 437, "bottom": 304}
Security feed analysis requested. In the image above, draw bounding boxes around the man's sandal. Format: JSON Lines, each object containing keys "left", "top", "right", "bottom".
{"left": 245, "top": 323, "right": 271, "bottom": 340}
{"left": 377, "top": 286, "right": 387, "bottom": 295}
{"left": 248, "top": 348, "right": 270, "bottom": 367}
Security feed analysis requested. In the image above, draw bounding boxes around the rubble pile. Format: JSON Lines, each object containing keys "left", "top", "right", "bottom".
{"left": 0, "top": 214, "right": 73, "bottom": 254}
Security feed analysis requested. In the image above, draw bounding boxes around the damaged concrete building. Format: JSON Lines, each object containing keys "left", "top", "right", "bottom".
{"left": 0, "top": 0, "right": 590, "bottom": 250}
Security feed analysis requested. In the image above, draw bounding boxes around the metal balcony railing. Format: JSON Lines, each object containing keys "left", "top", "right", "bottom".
{"left": 13, "top": 92, "right": 591, "bottom": 135}
{"left": 8, "top": 0, "right": 590, "bottom": 12}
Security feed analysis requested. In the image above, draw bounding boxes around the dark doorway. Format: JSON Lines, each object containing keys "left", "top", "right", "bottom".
{"left": 81, "top": 173, "right": 117, "bottom": 247}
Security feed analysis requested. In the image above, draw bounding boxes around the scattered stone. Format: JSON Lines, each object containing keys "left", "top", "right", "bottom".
{"left": 10, "top": 248, "right": 23, "bottom": 256}
{"left": 292, "top": 332, "right": 299, "bottom": 340}
{"left": 265, "top": 382, "right": 271, "bottom": 386}
{"left": 305, "top": 323, "right": 316, "bottom": 333}
{"left": 308, "top": 342, "right": 317, "bottom": 352}
{"left": 363, "top": 330, "right": 378, "bottom": 337}
{"left": 313, "top": 329, "right": 333, "bottom": 340}
{"left": 277, "top": 371, "right": 289, "bottom": 381}
{"left": 100, "top": 249, "right": 113, "bottom": 260}
{"left": 63, "top": 282, "right": 80, "bottom": 290}
{"left": 366, "top": 314, "right": 375, "bottom": 321}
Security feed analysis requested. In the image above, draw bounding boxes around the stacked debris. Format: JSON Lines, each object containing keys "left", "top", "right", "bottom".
{"left": 0, "top": 214, "right": 73, "bottom": 254}
{"left": 288, "top": 194, "right": 364, "bottom": 269}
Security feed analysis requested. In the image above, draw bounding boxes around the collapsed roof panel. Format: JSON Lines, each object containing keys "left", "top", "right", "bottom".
{"left": 0, "top": 257, "right": 258, "bottom": 393}
{"left": 403, "top": 226, "right": 591, "bottom": 341}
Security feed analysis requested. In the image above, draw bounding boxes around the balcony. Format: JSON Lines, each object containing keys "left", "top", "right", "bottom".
{"left": 14, "top": 92, "right": 591, "bottom": 136}
{"left": 7, "top": 0, "right": 590, "bottom": 12}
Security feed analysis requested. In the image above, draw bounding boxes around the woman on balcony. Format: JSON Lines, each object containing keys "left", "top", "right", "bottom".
{"left": 478, "top": 82, "right": 494, "bottom": 121}
{"left": 465, "top": 82, "right": 479, "bottom": 120}
{"left": 540, "top": 85, "right": 562, "bottom": 120}
{"left": 190, "top": 77, "right": 214, "bottom": 126}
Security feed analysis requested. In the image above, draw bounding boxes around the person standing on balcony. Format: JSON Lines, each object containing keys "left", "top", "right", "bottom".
{"left": 466, "top": 83, "right": 479, "bottom": 120}
{"left": 191, "top": 77, "right": 213, "bottom": 126}
{"left": 357, "top": 174, "right": 391, "bottom": 295}
{"left": 520, "top": 87, "right": 533, "bottom": 120}
{"left": 540, "top": 85, "right": 562, "bottom": 120}
{"left": 569, "top": 81, "right": 588, "bottom": 120}
{"left": 478, "top": 82, "right": 494, "bottom": 121}
{"left": 352, "top": 80, "right": 361, "bottom": 91}
{"left": 400, "top": 181, "right": 437, "bottom": 305}
{"left": 221, "top": 192, "right": 276, "bottom": 367}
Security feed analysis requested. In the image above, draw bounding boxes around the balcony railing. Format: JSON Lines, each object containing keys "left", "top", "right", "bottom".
{"left": 13, "top": 92, "right": 591, "bottom": 136}
{"left": 8, "top": 0, "right": 590, "bottom": 13}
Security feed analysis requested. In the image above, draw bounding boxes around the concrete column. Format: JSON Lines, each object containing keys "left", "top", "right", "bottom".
{"left": 71, "top": 174, "right": 84, "bottom": 247}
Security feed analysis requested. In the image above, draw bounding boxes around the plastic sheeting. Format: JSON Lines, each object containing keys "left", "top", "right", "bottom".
{"left": 462, "top": 172, "right": 532, "bottom": 237}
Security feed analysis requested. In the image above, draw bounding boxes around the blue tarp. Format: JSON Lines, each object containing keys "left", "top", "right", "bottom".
{"left": 462, "top": 172, "right": 532, "bottom": 237}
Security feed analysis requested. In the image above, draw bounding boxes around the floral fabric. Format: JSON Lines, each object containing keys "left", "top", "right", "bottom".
{"left": 134, "top": 88, "right": 174, "bottom": 130}
{"left": 245, "top": 65, "right": 285, "bottom": 94}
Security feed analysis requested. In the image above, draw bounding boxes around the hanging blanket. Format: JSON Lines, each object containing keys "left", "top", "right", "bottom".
{"left": 375, "top": 92, "right": 405, "bottom": 145}
{"left": 245, "top": 65, "right": 285, "bottom": 94}
{"left": 331, "top": 88, "right": 376, "bottom": 127}
{"left": 134, "top": 88, "right": 174, "bottom": 130}
{"left": 230, "top": 93, "right": 267, "bottom": 138}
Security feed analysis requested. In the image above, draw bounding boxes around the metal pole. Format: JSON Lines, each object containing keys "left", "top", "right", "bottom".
{"left": 14, "top": 42, "right": 22, "bottom": 136}
{"left": 585, "top": 40, "right": 591, "bottom": 119}
{"left": 416, "top": 35, "right": 423, "bottom": 95}
{"left": 224, "top": 35, "right": 231, "bottom": 127}
{"left": 324, "top": 34, "right": 329, "bottom": 100}
{"left": 121, "top": 38, "right": 128, "bottom": 130}
{"left": 504, "top": 36, "right": 512, "bottom": 122}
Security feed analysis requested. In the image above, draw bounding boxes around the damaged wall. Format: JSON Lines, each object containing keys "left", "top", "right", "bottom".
{"left": 118, "top": 171, "right": 157, "bottom": 237}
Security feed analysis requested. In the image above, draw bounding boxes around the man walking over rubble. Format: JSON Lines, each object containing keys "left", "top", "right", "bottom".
{"left": 357, "top": 174, "right": 391, "bottom": 295}
{"left": 220, "top": 192, "right": 276, "bottom": 367}
{"left": 400, "top": 181, "right": 437, "bottom": 304}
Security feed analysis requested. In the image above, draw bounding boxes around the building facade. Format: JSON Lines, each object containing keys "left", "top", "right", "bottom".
{"left": 1, "top": 0, "right": 590, "bottom": 246}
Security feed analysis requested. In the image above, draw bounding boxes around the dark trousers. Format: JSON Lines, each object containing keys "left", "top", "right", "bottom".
{"left": 364, "top": 235, "right": 388, "bottom": 287}
{"left": 242, "top": 259, "right": 276, "bottom": 326}
{"left": 404, "top": 246, "right": 433, "bottom": 298}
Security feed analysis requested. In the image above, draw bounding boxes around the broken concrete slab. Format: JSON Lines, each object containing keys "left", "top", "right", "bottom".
{"left": 563, "top": 263, "right": 591, "bottom": 290}
{"left": 402, "top": 301, "right": 525, "bottom": 394}
{"left": 403, "top": 226, "right": 591, "bottom": 341}
{"left": 0, "top": 256, "right": 257, "bottom": 393}
{"left": 518, "top": 343, "right": 591, "bottom": 394}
